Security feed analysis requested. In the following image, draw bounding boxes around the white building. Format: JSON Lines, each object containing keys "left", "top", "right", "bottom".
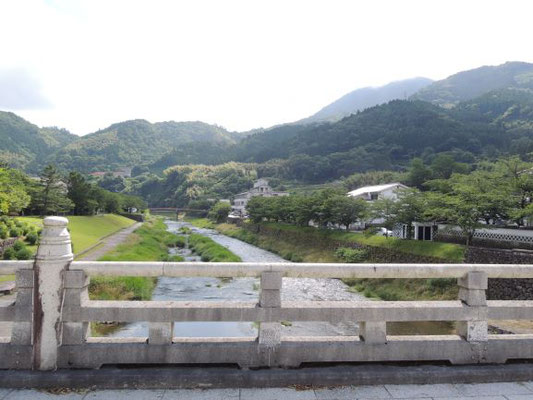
{"left": 347, "top": 183, "right": 409, "bottom": 230}
{"left": 231, "top": 179, "right": 288, "bottom": 217}
{"left": 347, "top": 182, "right": 408, "bottom": 202}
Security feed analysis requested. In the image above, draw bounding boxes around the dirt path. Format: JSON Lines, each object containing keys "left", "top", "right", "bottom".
{"left": 77, "top": 222, "right": 143, "bottom": 261}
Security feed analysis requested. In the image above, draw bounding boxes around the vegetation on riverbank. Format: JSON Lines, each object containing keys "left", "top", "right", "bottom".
{"left": 97, "top": 218, "right": 183, "bottom": 262}
{"left": 216, "top": 220, "right": 463, "bottom": 300}
{"left": 188, "top": 233, "right": 241, "bottom": 262}
{"left": 90, "top": 217, "right": 182, "bottom": 302}
{"left": 184, "top": 216, "right": 216, "bottom": 229}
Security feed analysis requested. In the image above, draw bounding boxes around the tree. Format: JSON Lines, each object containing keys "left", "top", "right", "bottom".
{"left": 30, "top": 165, "right": 73, "bottom": 215}
{"left": 324, "top": 195, "right": 367, "bottom": 231}
{"left": 68, "top": 172, "right": 96, "bottom": 215}
{"left": 208, "top": 201, "right": 231, "bottom": 223}
{"left": 424, "top": 172, "right": 507, "bottom": 246}
{"left": 392, "top": 188, "right": 428, "bottom": 239}
{"left": 406, "top": 158, "right": 432, "bottom": 189}
{"left": 0, "top": 167, "right": 31, "bottom": 215}
{"left": 370, "top": 197, "right": 397, "bottom": 235}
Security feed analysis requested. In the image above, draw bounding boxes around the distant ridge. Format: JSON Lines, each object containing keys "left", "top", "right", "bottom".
{"left": 301, "top": 77, "right": 433, "bottom": 123}
{"left": 412, "top": 61, "right": 533, "bottom": 107}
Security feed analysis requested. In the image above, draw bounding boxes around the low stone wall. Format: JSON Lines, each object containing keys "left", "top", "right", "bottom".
{"left": 354, "top": 243, "right": 446, "bottom": 264}
{"left": 119, "top": 213, "right": 145, "bottom": 222}
{"left": 466, "top": 247, "right": 533, "bottom": 300}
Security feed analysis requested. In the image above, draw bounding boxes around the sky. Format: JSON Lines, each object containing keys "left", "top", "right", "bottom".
{"left": 1, "top": 0, "right": 532, "bottom": 136}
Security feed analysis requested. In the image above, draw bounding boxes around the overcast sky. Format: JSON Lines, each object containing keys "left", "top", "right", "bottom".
{"left": 1, "top": 0, "right": 532, "bottom": 135}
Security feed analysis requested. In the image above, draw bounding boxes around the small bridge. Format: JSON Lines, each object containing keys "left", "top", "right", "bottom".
{"left": 149, "top": 207, "right": 208, "bottom": 215}
{"left": 1, "top": 216, "right": 533, "bottom": 371}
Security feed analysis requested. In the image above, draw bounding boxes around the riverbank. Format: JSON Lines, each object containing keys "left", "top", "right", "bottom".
{"left": 90, "top": 218, "right": 183, "bottom": 303}
{"left": 210, "top": 220, "right": 463, "bottom": 301}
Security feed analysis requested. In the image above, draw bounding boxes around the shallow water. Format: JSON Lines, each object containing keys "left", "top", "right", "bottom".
{"left": 110, "top": 219, "right": 368, "bottom": 338}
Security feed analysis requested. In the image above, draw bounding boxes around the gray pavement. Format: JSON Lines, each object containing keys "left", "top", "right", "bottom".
{"left": 4, "top": 382, "right": 533, "bottom": 399}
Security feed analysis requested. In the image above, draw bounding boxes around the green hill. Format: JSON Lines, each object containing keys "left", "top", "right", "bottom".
{"left": 0, "top": 111, "right": 77, "bottom": 172}
{"left": 51, "top": 119, "right": 241, "bottom": 172}
{"left": 412, "top": 61, "right": 533, "bottom": 107}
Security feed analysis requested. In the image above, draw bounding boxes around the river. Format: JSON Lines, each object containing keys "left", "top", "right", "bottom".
{"left": 110, "top": 218, "right": 367, "bottom": 338}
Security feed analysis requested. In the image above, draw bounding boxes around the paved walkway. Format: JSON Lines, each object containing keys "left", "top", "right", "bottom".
{"left": 3, "top": 382, "right": 533, "bottom": 399}
{"left": 76, "top": 222, "right": 142, "bottom": 260}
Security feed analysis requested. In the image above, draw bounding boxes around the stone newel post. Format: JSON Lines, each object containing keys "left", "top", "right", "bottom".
{"left": 33, "top": 216, "right": 73, "bottom": 370}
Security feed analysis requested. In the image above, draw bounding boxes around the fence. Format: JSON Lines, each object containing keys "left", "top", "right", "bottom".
{"left": 2, "top": 217, "right": 533, "bottom": 370}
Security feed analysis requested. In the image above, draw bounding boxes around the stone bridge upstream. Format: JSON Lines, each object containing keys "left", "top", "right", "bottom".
{"left": 2, "top": 217, "right": 533, "bottom": 374}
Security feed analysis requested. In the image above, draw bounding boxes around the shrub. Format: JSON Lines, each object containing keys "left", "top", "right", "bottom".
{"left": 12, "top": 240, "right": 24, "bottom": 251}
{"left": 25, "top": 232, "right": 39, "bottom": 245}
{"left": 335, "top": 247, "right": 369, "bottom": 263}
{"left": 15, "top": 247, "right": 32, "bottom": 260}
{"left": 0, "top": 226, "right": 7, "bottom": 240}
{"left": 2, "top": 247, "right": 16, "bottom": 260}
{"left": 9, "top": 228, "right": 21, "bottom": 238}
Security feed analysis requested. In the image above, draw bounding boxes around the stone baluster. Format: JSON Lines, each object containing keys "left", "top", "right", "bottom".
{"left": 149, "top": 323, "right": 174, "bottom": 345}
{"left": 457, "top": 271, "right": 488, "bottom": 342}
{"left": 33, "top": 216, "right": 73, "bottom": 370}
{"left": 62, "top": 270, "right": 89, "bottom": 346}
{"left": 359, "top": 321, "right": 387, "bottom": 344}
{"left": 258, "top": 271, "right": 282, "bottom": 364}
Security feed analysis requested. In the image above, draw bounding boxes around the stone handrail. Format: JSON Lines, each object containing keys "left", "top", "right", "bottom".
{"left": 1, "top": 216, "right": 533, "bottom": 370}
{"left": 72, "top": 260, "right": 533, "bottom": 278}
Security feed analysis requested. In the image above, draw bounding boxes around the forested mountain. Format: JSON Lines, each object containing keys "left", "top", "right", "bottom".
{"left": 302, "top": 77, "right": 433, "bottom": 123}
{"left": 50, "top": 119, "right": 241, "bottom": 172}
{"left": 229, "top": 100, "right": 510, "bottom": 180}
{"left": 0, "top": 111, "right": 77, "bottom": 172}
{"left": 412, "top": 61, "right": 533, "bottom": 107}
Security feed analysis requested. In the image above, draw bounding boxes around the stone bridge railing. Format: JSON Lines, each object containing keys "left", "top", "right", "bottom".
{"left": 2, "top": 217, "right": 533, "bottom": 370}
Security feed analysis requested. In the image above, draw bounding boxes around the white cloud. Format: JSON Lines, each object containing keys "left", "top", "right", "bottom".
{"left": 1, "top": 0, "right": 532, "bottom": 135}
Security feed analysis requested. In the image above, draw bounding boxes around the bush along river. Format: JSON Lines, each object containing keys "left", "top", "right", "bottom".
{"left": 110, "top": 218, "right": 369, "bottom": 339}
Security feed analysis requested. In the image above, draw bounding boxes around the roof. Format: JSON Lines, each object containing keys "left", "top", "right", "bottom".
{"left": 347, "top": 183, "right": 407, "bottom": 197}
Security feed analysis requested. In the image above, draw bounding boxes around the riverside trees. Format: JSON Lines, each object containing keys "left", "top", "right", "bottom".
{"left": 246, "top": 190, "right": 368, "bottom": 229}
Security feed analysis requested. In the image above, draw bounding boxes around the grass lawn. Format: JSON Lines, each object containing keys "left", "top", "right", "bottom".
{"left": 337, "top": 232, "right": 465, "bottom": 263}
{"left": 17, "top": 214, "right": 136, "bottom": 255}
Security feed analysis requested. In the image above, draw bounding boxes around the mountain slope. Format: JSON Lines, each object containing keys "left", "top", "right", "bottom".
{"left": 229, "top": 100, "right": 510, "bottom": 181}
{"left": 51, "top": 119, "right": 239, "bottom": 172}
{"left": 412, "top": 61, "right": 533, "bottom": 107}
{"left": 302, "top": 77, "right": 433, "bottom": 123}
{"left": 0, "top": 111, "right": 78, "bottom": 172}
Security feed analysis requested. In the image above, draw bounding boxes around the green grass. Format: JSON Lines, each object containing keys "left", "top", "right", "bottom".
{"left": 184, "top": 217, "right": 216, "bottom": 229}
{"left": 17, "top": 214, "right": 136, "bottom": 255}
{"left": 98, "top": 218, "right": 183, "bottom": 262}
{"left": 188, "top": 233, "right": 241, "bottom": 262}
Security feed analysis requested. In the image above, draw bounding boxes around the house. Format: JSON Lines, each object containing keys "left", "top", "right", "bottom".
{"left": 346, "top": 183, "right": 409, "bottom": 229}
{"left": 347, "top": 182, "right": 408, "bottom": 202}
{"left": 231, "top": 179, "right": 288, "bottom": 217}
